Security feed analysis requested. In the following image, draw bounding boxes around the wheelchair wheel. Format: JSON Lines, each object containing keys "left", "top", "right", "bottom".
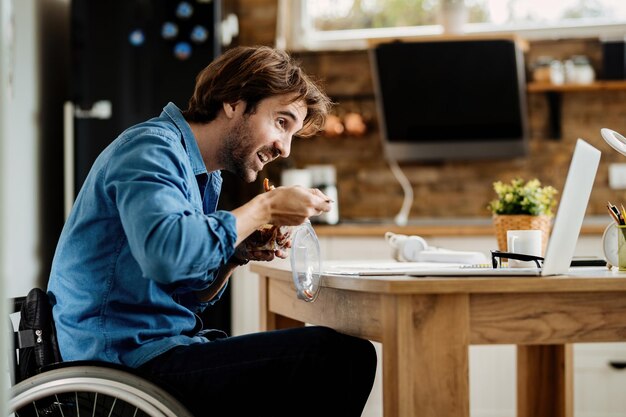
{"left": 9, "top": 365, "right": 194, "bottom": 417}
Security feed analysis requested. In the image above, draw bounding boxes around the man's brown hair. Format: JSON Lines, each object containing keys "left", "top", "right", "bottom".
{"left": 183, "top": 46, "right": 332, "bottom": 138}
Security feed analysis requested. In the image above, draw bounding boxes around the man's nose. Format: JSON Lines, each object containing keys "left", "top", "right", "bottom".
{"left": 275, "top": 137, "right": 291, "bottom": 158}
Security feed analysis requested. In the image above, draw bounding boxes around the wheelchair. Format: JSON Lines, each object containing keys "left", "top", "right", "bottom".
{"left": 8, "top": 289, "right": 195, "bottom": 417}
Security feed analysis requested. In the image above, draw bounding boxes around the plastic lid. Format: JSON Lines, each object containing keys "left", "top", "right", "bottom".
{"left": 290, "top": 221, "right": 322, "bottom": 302}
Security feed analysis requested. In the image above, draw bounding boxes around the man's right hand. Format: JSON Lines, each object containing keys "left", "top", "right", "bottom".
{"left": 231, "top": 185, "right": 332, "bottom": 247}
{"left": 264, "top": 186, "right": 332, "bottom": 226}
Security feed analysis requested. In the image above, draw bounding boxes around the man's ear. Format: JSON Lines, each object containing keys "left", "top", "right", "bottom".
{"left": 223, "top": 100, "right": 246, "bottom": 119}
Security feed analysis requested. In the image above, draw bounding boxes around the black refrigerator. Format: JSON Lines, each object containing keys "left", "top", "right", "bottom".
{"left": 69, "top": 0, "right": 231, "bottom": 334}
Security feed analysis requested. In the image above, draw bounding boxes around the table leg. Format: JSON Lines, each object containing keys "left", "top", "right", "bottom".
{"left": 381, "top": 293, "right": 470, "bottom": 417}
{"left": 258, "top": 274, "right": 305, "bottom": 331}
{"left": 517, "top": 344, "right": 573, "bottom": 417}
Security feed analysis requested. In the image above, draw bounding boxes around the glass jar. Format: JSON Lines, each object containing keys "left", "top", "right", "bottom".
{"left": 532, "top": 56, "right": 554, "bottom": 83}
{"left": 570, "top": 55, "right": 595, "bottom": 84}
{"left": 549, "top": 60, "right": 565, "bottom": 85}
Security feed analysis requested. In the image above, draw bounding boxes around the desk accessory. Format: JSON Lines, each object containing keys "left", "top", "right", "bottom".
{"left": 601, "top": 221, "right": 617, "bottom": 267}
{"left": 602, "top": 218, "right": 626, "bottom": 271}
{"left": 403, "top": 139, "right": 600, "bottom": 276}
{"left": 600, "top": 129, "right": 626, "bottom": 269}
{"left": 384, "top": 232, "right": 488, "bottom": 264}
{"left": 601, "top": 128, "right": 626, "bottom": 157}
{"left": 488, "top": 178, "right": 557, "bottom": 255}
{"left": 506, "top": 230, "right": 542, "bottom": 267}
{"left": 570, "top": 256, "right": 607, "bottom": 267}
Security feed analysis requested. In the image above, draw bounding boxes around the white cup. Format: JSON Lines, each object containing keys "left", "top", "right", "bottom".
{"left": 281, "top": 169, "right": 312, "bottom": 188}
{"left": 506, "top": 230, "right": 542, "bottom": 268}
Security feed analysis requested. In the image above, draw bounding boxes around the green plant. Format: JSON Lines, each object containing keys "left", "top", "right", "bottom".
{"left": 487, "top": 178, "right": 558, "bottom": 216}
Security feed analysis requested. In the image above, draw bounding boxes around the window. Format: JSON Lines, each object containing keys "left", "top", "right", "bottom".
{"left": 277, "top": 0, "right": 626, "bottom": 50}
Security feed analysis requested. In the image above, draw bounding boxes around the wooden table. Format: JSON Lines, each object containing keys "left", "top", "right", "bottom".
{"left": 251, "top": 262, "right": 626, "bottom": 417}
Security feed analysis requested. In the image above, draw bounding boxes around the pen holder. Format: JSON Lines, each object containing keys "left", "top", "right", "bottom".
{"left": 619, "top": 226, "right": 626, "bottom": 271}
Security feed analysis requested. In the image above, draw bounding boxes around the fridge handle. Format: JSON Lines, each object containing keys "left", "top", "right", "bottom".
{"left": 63, "top": 101, "right": 74, "bottom": 219}
{"left": 74, "top": 100, "right": 112, "bottom": 119}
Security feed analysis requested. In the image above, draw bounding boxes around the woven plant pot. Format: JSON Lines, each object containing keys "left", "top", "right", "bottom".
{"left": 492, "top": 214, "right": 553, "bottom": 255}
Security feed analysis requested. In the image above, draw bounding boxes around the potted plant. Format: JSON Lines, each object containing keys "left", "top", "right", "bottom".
{"left": 487, "top": 178, "right": 558, "bottom": 254}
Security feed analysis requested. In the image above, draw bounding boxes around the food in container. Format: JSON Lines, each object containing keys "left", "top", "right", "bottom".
{"left": 245, "top": 179, "right": 293, "bottom": 252}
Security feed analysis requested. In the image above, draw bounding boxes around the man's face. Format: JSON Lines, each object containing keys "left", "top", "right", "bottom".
{"left": 219, "top": 94, "right": 307, "bottom": 183}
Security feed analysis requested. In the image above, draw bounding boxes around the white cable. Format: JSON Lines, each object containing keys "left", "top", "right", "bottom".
{"left": 370, "top": 44, "right": 413, "bottom": 225}
{"left": 387, "top": 157, "right": 413, "bottom": 226}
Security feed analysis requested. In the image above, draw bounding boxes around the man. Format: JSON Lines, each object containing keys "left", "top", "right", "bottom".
{"left": 47, "top": 46, "right": 376, "bottom": 416}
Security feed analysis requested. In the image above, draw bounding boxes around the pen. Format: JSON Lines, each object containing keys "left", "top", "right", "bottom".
{"left": 608, "top": 201, "right": 625, "bottom": 224}
{"left": 614, "top": 205, "right": 622, "bottom": 224}
{"left": 607, "top": 202, "right": 622, "bottom": 225}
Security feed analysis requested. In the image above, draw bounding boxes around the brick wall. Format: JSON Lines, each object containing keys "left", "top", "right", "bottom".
{"left": 231, "top": 0, "right": 626, "bottom": 221}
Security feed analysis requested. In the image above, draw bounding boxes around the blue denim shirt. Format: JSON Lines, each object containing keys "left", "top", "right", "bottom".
{"left": 48, "top": 103, "right": 238, "bottom": 368}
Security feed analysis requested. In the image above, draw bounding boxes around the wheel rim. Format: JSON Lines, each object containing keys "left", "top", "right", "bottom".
{"left": 9, "top": 367, "right": 192, "bottom": 417}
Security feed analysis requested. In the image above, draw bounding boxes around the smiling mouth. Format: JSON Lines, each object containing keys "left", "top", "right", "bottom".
{"left": 257, "top": 152, "right": 270, "bottom": 164}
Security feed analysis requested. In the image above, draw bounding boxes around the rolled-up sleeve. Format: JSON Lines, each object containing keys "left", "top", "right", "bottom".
{"left": 104, "top": 131, "right": 237, "bottom": 287}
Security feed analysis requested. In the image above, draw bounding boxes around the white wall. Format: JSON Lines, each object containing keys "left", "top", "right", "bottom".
{"left": 1, "top": 0, "right": 67, "bottom": 410}
{"left": 3, "top": 0, "right": 41, "bottom": 298}
{"left": 1, "top": 0, "right": 41, "bottom": 409}
{"left": 0, "top": 0, "right": 68, "bottom": 299}
{"left": 0, "top": 0, "right": 10, "bottom": 411}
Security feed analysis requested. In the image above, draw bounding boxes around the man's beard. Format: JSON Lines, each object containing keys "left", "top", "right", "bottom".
{"left": 218, "top": 117, "right": 258, "bottom": 183}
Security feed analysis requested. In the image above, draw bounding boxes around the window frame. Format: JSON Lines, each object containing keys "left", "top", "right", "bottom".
{"left": 277, "top": 0, "right": 626, "bottom": 51}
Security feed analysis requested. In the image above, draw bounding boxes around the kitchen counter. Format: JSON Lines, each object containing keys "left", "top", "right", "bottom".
{"left": 311, "top": 216, "right": 610, "bottom": 237}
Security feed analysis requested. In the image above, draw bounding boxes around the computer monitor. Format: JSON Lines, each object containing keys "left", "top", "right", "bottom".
{"left": 370, "top": 38, "right": 530, "bottom": 162}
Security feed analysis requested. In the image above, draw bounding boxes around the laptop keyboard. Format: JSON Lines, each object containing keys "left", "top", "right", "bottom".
{"left": 460, "top": 263, "right": 493, "bottom": 269}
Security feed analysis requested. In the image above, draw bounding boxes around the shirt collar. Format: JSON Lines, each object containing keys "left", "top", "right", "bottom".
{"left": 162, "top": 102, "right": 207, "bottom": 176}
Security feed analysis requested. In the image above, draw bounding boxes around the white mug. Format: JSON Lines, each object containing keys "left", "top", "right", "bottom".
{"left": 280, "top": 169, "right": 312, "bottom": 188}
{"left": 506, "top": 230, "right": 542, "bottom": 268}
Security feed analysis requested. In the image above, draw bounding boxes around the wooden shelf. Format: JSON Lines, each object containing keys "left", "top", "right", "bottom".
{"left": 528, "top": 80, "right": 626, "bottom": 93}
{"left": 527, "top": 80, "right": 626, "bottom": 138}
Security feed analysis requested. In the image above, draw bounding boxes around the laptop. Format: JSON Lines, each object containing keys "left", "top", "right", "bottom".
{"left": 324, "top": 139, "right": 601, "bottom": 277}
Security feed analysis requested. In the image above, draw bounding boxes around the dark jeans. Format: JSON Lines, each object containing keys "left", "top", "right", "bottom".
{"left": 138, "top": 326, "right": 377, "bottom": 417}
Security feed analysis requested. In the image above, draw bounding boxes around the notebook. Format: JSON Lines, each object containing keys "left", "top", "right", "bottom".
{"left": 324, "top": 139, "right": 601, "bottom": 277}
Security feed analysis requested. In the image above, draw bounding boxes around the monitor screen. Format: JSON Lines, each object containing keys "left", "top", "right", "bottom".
{"left": 370, "top": 38, "right": 529, "bottom": 162}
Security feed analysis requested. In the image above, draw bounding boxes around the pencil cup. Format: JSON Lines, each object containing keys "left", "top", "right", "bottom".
{"left": 618, "top": 226, "right": 626, "bottom": 271}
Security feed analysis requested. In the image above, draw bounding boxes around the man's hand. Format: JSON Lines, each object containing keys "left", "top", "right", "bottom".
{"left": 231, "top": 185, "right": 332, "bottom": 247}
{"left": 265, "top": 186, "right": 332, "bottom": 225}
{"left": 232, "top": 226, "right": 292, "bottom": 264}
